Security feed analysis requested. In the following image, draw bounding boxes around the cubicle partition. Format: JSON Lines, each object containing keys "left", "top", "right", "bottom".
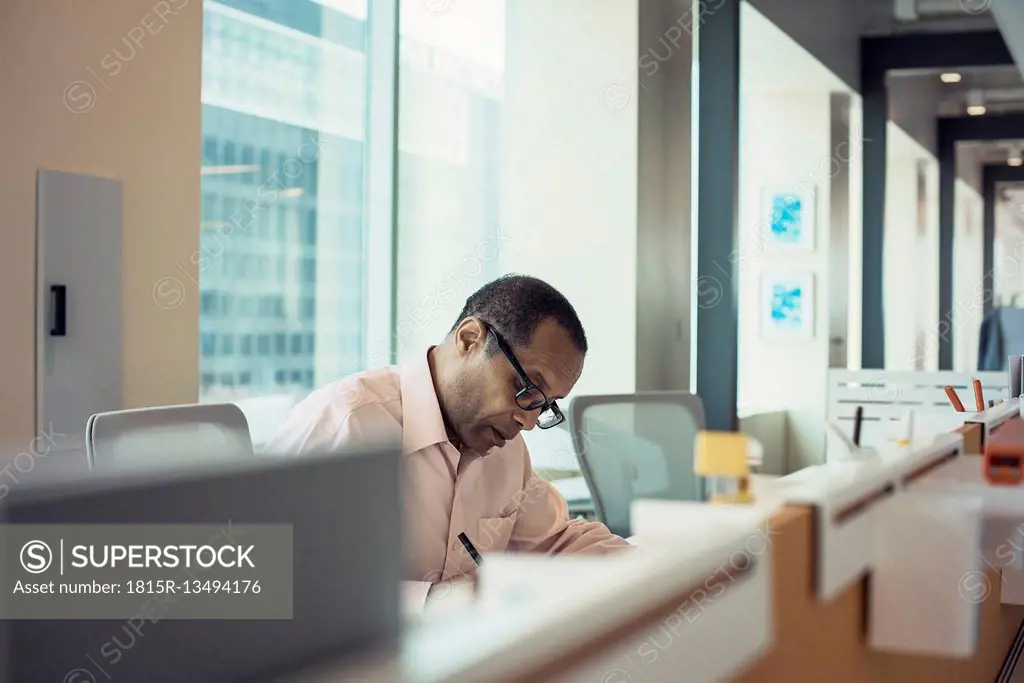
{"left": 826, "top": 369, "right": 1008, "bottom": 461}
{"left": 554, "top": 417, "right": 1024, "bottom": 683}
{"left": 292, "top": 377, "right": 1024, "bottom": 683}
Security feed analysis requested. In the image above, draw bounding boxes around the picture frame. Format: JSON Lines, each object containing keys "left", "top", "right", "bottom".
{"left": 760, "top": 272, "right": 815, "bottom": 340}
{"left": 761, "top": 186, "right": 816, "bottom": 252}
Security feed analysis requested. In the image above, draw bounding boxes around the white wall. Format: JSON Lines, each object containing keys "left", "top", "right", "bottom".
{"left": 847, "top": 100, "right": 864, "bottom": 371}
{"left": 498, "top": 0, "right": 639, "bottom": 398}
{"left": 737, "top": 91, "right": 834, "bottom": 470}
{"left": 994, "top": 197, "right": 1024, "bottom": 306}
{"left": 952, "top": 180, "right": 984, "bottom": 372}
{"left": 746, "top": 0, "right": 862, "bottom": 90}
{"left": 738, "top": 4, "right": 857, "bottom": 470}
{"left": 0, "top": 0, "right": 201, "bottom": 442}
{"left": 884, "top": 124, "right": 939, "bottom": 372}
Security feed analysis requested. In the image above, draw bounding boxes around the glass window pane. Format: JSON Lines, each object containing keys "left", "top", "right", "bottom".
{"left": 395, "top": 0, "right": 505, "bottom": 363}
{"left": 199, "top": 0, "right": 372, "bottom": 405}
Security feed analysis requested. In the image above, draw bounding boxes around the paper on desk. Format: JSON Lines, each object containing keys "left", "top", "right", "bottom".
{"left": 476, "top": 554, "right": 635, "bottom": 611}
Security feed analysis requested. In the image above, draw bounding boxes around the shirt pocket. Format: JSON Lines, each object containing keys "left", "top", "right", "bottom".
{"left": 476, "top": 515, "right": 517, "bottom": 555}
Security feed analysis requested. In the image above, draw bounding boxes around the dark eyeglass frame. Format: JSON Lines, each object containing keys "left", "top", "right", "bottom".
{"left": 484, "top": 323, "right": 565, "bottom": 429}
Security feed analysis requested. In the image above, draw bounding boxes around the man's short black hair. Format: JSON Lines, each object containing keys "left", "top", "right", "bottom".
{"left": 449, "top": 274, "right": 588, "bottom": 355}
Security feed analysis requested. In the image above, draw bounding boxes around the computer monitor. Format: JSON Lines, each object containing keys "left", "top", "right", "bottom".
{"left": 0, "top": 444, "right": 402, "bottom": 683}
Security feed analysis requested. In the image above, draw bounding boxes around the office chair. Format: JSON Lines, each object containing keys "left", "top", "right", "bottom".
{"left": 85, "top": 403, "right": 254, "bottom": 469}
{"left": 568, "top": 392, "right": 706, "bottom": 537}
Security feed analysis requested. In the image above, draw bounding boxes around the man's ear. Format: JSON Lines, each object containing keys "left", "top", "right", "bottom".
{"left": 453, "top": 317, "right": 487, "bottom": 357}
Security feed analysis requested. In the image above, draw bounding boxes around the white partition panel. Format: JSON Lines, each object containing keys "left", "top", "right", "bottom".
{"left": 36, "top": 170, "right": 123, "bottom": 452}
{"left": 826, "top": 370, "right": 1007, "bottom": 460}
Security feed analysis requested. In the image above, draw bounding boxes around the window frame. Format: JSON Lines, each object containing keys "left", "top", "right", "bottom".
{"left": 362, "top": 0, "right": 400, "bottom": 369}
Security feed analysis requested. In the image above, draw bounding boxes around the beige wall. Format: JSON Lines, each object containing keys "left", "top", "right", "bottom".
{"left": 0, "top": 0, "right": 201, "bottom": 441}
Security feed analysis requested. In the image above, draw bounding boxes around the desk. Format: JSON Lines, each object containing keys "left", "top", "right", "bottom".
{"left": 282, "top": 501, "right": 1024, "bottom": 683}
{"left": 552, "top": 474, "right": 782, "bottom": 521}
{"left": 284, "top": 518, "right": 770, "bottom": 683}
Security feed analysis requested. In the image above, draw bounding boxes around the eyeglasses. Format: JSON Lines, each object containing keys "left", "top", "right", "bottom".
{"left": 484, "top": 324, "right": 565, "bottom": 429}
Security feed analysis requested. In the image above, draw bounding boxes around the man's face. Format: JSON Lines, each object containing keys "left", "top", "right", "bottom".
{"left": 451, "top": 317, "right": 583, "bottom": 455}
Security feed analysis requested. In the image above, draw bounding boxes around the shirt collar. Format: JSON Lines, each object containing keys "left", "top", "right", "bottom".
{"left": 398, "top": 348, "right": 452, "bottom": 455}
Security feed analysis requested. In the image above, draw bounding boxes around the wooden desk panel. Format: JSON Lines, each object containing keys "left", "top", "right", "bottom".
{"left": 730, "top": 506, "right": 1024, "bottom": 683}
{"left": 957, "top": 423, "right": 983, "bottom": 456}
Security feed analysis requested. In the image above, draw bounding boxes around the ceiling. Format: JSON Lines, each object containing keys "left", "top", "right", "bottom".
{"left": 863, "top": 0, "right": 999, "bottom": 35}
{"left": 992, "top": 1, "right": 1024, "bottom": 83}
{"left": 882, "top": 0, "right": 1024, "bottom": 167}
{"left": 741, "top": 3, "right": 850, "bottom": 95}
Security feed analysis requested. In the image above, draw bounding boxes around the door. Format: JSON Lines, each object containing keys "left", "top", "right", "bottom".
{"left": 36, "top": 170, "right": 123, "bottom": 450}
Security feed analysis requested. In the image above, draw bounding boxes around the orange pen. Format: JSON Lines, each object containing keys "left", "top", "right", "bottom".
{"left": 973, "top": 378, "right": 985, "bottom": 413}
{"left": 944, "top": 385, "right": 965, "bottom": 413}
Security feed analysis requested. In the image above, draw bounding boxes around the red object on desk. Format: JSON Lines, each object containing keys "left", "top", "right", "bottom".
{"left": 944, "top": 385, "right": 966, "bottom": 413}
{"left": 972, "top": 378, "right": 985, "bottom": 412}
{"left": 983, "top": 416, "right": 1024, "bottom": 486}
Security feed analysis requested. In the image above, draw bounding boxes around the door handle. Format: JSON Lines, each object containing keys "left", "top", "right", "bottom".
{"left": 50, "top": 285, "right": 66, "bottom": 336}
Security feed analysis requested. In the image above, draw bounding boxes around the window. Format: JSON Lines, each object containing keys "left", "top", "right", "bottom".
{"left": 223, "top": 141, "right": 236, "bottom": 166}
{"left": 259, "top": 149, "right": 272, "bottom": 184}
{"left": 201, "top": 292, "right": 218, "bottom": 316}
{"left": 302, "top": 210, "right": 317, "bottom": 245}
{"left": 200, "top": 0, "right": 389, "bottom": 407}
{"left": 203, "top": 137, "right": 219, "bottom": 164}
{"left": 241, "top": 145, "right": 256, "bottom": 183}
{"left": 201, "top": 332, "right": 216, "bottom": 357}
{"left": 395, "top": 0, "right": 506, "bottom": 363}
{"left": 300, "top": 257, "right": 316, "bottom": 283}
{"left": 299, "top": 297, "right": 315, "bottom": 321}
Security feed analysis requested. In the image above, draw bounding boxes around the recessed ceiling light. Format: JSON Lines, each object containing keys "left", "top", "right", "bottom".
{"left": 940, "top": 72, "right": 962, "bottom": 83}
{"left": 1009, "top": 157, "right": 1023, "bottom": 167}
{"left": 967, "top": 90, "right": 986, "bottom": 116}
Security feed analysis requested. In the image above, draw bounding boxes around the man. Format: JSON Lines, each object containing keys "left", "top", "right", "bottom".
{"left": 264, "top": 274, "right": 629, "bottom": 605}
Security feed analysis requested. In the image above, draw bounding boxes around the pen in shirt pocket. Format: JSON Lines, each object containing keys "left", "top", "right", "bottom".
{"left": 457, "top": 532, "right": 483, "bottom": 566}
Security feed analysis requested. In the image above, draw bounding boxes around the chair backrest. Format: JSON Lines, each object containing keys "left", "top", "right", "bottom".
{"left": 85, "top": 403, "right": 254, "bottom": 469}
{"left": 568, "top": 392, "right": 705, "bottom": 537}
{"left": 231, "top": 393, "right": 303, "bottom": 450}
{"left": 825, "top": 369, "right": 1007, "bottom": 459}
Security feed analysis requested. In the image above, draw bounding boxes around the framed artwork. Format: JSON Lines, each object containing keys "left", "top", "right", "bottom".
{"left": 761, "top": 272, "right": 815, "bottom": 340}
{"left": 762, "top": 186, "right": 816, "bottom": 251}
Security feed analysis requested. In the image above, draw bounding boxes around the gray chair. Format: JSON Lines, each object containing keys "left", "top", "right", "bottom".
{"left": 85, "top": 403, "right": 254, "bottom": 469}
{"left": 568, "top": 392, "right": 706, "bottom": 537}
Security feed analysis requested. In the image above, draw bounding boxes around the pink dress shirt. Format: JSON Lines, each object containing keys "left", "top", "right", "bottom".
{"left": 263, "top": 349, "right": 628, "bottom": 596}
